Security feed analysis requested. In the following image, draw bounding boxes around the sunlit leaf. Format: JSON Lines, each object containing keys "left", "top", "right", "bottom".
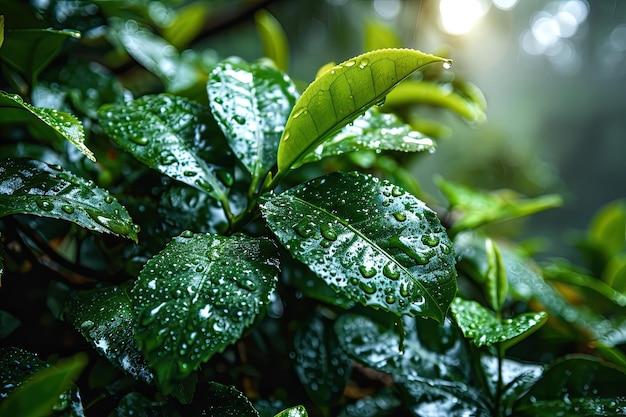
{"left": 299, "top": 107, "right": 434, "bottom": 165}
{"left": 293, "top": 314, "right": 351, "bottom": 413}
{"left": 385, "top": 80, "right": 486, "bottom": 123}
{"left": 0, "top": 15, "right": 4, "bottom": 48}
{"left": 132, "top": 232, "right": 279, "bottom": 393}
{"left": 162, "top": 2, "right": 208, "bottom": 49}
{"left": 261, "top": 171, "right": 457, "bottom": 322}
{"left": 98, "top": 94, "right": 233, "bottom": 203}
{"left": 273, "top": 405, "right": 309, "bottom": 417}
{"left": 436, "top": 177, "right": 562, "bottom": 234}
{"left": 255, "top": 9, "right": 289, "bottom": 72}
{"left": 0, "top": 347, "right": 86, "bottom": 417}
{"left": 485, "top": 238, "right": 508, "bottom": 313}
{"left": 0, "top": 158, "right": 138, "bottom": 241}
{"left": 0, "top": 28, "right": 80, "bottom": 82}
{"left": 514, "top": 356, "right": 626, "bottom": 416}
{"left": 64, "top": 283, "right": 154, "bottom": 384}
{"left": 0, "top": 91, "right": 94, "bottom": 162}
{"left": 451, "top": 298, "right": 547, "bottom": 349}
{"left": 207, "top": 59, "right": 297, "bottom": 182}
{"left": 276, "top": 48, "right": 449, "bottom": 173}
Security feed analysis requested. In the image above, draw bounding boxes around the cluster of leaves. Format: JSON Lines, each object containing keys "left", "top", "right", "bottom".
{"left": 1, "top": 1, "right": 625, "bottom": 416}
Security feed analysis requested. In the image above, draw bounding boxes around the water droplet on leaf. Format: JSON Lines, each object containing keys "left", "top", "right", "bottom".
{"left": 36, "top": 200, "right": 54, "bottom": 211}
{"left": 358, "top": 265, "right": 377, "bottom": 278}
{"left": 383, "top": 261, "right": 400, "bottom": 280}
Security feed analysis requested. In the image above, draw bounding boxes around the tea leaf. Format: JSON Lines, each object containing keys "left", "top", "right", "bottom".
{"left": 255, "top": 9, "right": 289, "bottom": 71}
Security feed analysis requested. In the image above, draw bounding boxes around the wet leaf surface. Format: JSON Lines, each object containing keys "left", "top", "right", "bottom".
{"left": 0, "top": 91, "right": 94, "bottom": 162}
{"left": 273, "top": 405, "right": 309, "bottom": 417}
{"left": 276, "top": 48, "right": 449, "bottom": 172}
{"left": 132, "top": 232, "right": 279, "bottom": 393}
{"left": 64, "top": 283, "right": 153, "bottom": 383}
{"left": 207, "top": 59, "right": 297, "bottom": 182}
{"left": 261, "top": 171, "right": 457, "bottom": 321}
{"left": 180, "top": 382, "right": 260, "bottom": 417}
{"left": 0, "top": 158, "right": 138, "bottom": 241}
{"left": 98, "top": 94, "right": 233, "bottom": 202}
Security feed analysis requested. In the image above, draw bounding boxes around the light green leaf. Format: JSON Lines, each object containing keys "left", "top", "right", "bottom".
{"left": 485, "top": 238, "right": 508, "bottom": 313}
{"left": 255, "top": 9, "right": 289, "bottom": 72}
{"left": 0, "top": 347, "right": 86, "bottom": 417}
{"left": 451, "top": 298, "right": 547, "bottom": 349}
{"left": 0, "top": 91, "right": 94, "bottom": 162}
{"left": 99, "top": 94, "right": 233, "bottom": 203}
{"left": 132, "top": 232, "right": 279, "bottom": 393}
{"left": 0, "top": 15, "right": 4, "bottom": 48}
{"left": 385, "top": 80, "right": 487, "bottom": 123}
{"left": 293, "top": 314, "right": 351, "bottom": 413}
{"left": 363, "top": 20, "right": 402, "bottom": 51}
{"left": 436, "top": 177, "right": 562, "bottom": 234}
{"left": 299, "top": 107, "right": 434, "bottom": 164}
{"left": 207, "top": 59, "right": 297, "bottom": 182}
{"left": 64, "top": 283, "right": 153, "bottom": 384}
{"left": 0, "top": 28, "right": 80, "bottom": 82}
{"left": 276, "top": 48, "right": 449, "bottom": 173}
{"left": 587, "top": 199, "right": 626, "bottom": 259}
{"left": 260, "top": 171, "right": 457, "bottom": 322}
{"left": 0, "top": 158, "right": 138, "bottom": 241}
{"left": 161, "top": 2, "right": 209, "bottom": 49}
{"left": 273, "top": 405, "right": 309, "bottom": 417}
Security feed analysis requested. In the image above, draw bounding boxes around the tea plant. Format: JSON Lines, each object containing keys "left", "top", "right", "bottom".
{"left": 1, "top": 2, "right": 625, "bottom": 416}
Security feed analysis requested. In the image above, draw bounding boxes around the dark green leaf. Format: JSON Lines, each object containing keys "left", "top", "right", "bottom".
{"left": 98, "top": 94, "right": 233, "bottom": 202}
{"left": 273, "top": 405, "right": 309, "bottom": 417}
{"left": 158, "top": 185, "right": 228, "bottom": 235}
{"left": 451, "top": 298, "right": 547, "bottom": 349}
{"left": 0, "top": 158, "right": 138, "bottom": 241}
{"left": 283, "top": 262, "right": 356, "bottom": 309}
{"left": 485, "top": 238, "right": 507, "bottom": 313}
{"left": 207, "top": 59, "right": 297, "bottom": 182}
{"left": 293, "top": 314, "right": 351, "bottom": 413}
{"left": 114, "top": 392, "right": 162, "bottom": 417}
{"left": 255, "top": 9, "right": 289, "bottom": 72}
{"left": 64, "top": 283, "right": 154, "bottom": 384}
{"left": 480, "top": 355, "right": 544, "bottom": 410}
{"left": 299, "top": 108, "right": 434, "bottom": 165}
{"left": 276, "top": 49, "right": 449, "bottom": 173}
{"left": 0, "top": 91, "right": 94, "bottom": 162}
{"left": 0, "top": 28, "right": 80, "bottom": 82}
{"left": 514, "top": 356, "right": 626, "bottom": 416}
{"left": 0, "top": 15, "right": 4, "bottom": 48}
{"left": 182, "top": 382, "right": 260, "bottom": 417}
{"left": 132, "top": 232, "right": 279, "bottom": 393}
{"left": 261, "top": 171, "right": 457, "bottom": 322}
{"left": 337, "top": 388, "right": 401, "bottom": 417}
{"left": 0, "top": 310, "right": 20, "bottom": 339}
{"left": 0, "top": 347, "right": 86, "bottom": 417}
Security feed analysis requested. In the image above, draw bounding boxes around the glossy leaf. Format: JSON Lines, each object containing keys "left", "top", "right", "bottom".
{"left": 114, "top": 392, "right": 162, "bottom": 417}
{"left": 64, "top": 283, "right": 154, "bottom": 384}
{"left": 261, "top": 171, "right": 457, "bottom": 321}
{"left": 0, "top": 28, "right": 80, "bottom": 82}
{"left": 273, "top": 406, "right": 309, "bottom": 417}
{"left": 485, "top": 238, "right": 508, "bottom": 313}
{"left": 403, "top": 376, "right": 491, "bottom": 417}
{"left": 337, "top": 388, "right": 401, "bottom": 417}
{"left": 299, "top": 107, "right": 434, "bottom": 165}
{"left": 293, "top": 314, "right": 351, "bottom": 413}
{"left": 132, "top": 232, "right": 279, "bottom": 393}
{"left": 0, "top": 15, "right": 4, "bottom": 48}
{"left": 276, "top": 48, "right": 449, "bottom": 173}
{"left": 0, "top": 91, "right": 94, "bottom": 162}
{"left": 514, "top": 356, "right": 626, "bottom": 416}
{"left": 207, "top": 59, "right": 297, "bottom": 181}
{"left": 0, "top": 158, "right": 138, "bottom": 241}
{"left": 451, "top": 298, "right": 547, "bottom": 349}
{"left": 0, "top": 347, "right": 86, "bottom": 417}
{"left": 98, "top": 94, "right": 233, "bottom": 202}
{"left": 385, "top": 80, "right": 486, "bottom": 123}
{"left": 183, "top": 382, "right": 260, "bottom": 417}
{"left": 255, "top": 9, "right": 289, "bottom": 72}
{"left": 481, "top": 355, "right": 544, "bottom": 410}
{"left": 436, "top": 177, "right": 562, "bottom": 234}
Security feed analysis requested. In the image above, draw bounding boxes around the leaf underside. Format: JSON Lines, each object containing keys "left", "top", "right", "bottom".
{"left": 261, "top": 171, "right": 457, "bottom": 322}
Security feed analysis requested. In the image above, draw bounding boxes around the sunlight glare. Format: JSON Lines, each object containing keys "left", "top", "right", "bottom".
{"left": 439, "top": 0, "right": 490, "bottom": 35}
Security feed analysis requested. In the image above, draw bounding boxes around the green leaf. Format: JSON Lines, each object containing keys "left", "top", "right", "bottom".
{"left": 0, "top": 158, "right": 139, "bottom": 241}
{"left": 436, "top": 177, "right": 562, "bottom": 233}
{"left": 0, "top": 310, "right": 20, "bottom": 339}
{"left": 0, "top": 28, "right": 80, "bottom": 82}
{"left": 0, "top": 91, "right": 94, "bottom": 162}
{"left": 293, "top": 314, "right": 351, "bottom": 413}
{"left": 132, "top": 232, "right": 279, "bottom": 393}
{"left": 363, "top": 20, "right": 402, "bottom": 51}
{"left": 99, "top": 94, "right": 233, "bottom": 203}
{"left": 403, "top": 376, "right": 491, "bottom": 417}
{"left": 514, "top": 356, "right": 626, "bottom": 416}
{"left": 299, "top": 107, "right": 434, "bottom": 165}
{"left": 276, "top": 48, "right": 449, "bottom": 173}
{"left": 385, "top": 80, "right": 486, "bottom": 123}
{"left": 587, "top": 199, "right": 626, "bottom": 258}
{"left": 255, "top": 9, "right": 289, "bottom": 72}
{"left": 273, "top": 405, "right": 309, "bottom": 417}
{"left": 207, "top": 59, "right": 297, "bottom": 182}
{"left": 161, "top": 2, "right": 209, "bottom": 49}
{"left": 485, "top": 238, "right": 508, "bottom": 313}
{"left": 261, "top": 171, "right": 457, "bottom": 322}
{"left": 182, "top": 382, "right": 260, "bottom": 417}
{"left": 451, "top": 298, "right": 547, "bottom": 349}
{"left": 0, "top": 15, "right": 4, "bottom": 48}
{"left": 64, "top": 283, "right": 154, "bottom": 384}
{"left": 337, "top": 388, "right": 401, "bottom": 417}
{"left": 480, "top": 355, "right": 544, "bottom": 411}
{"left": 0, "top": 347, "right": 86, "bottom": 417}
{"left": 114, "top": 392, "right": 162, "bottom": 417}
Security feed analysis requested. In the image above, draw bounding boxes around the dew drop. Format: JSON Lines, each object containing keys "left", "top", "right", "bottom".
{"left": 180, "top": 230, "right": 193, "bottom": 238}
{"left": 36, "top": 200, "right": 54, "bottom": 211}
{"left": 294, "top": 220, "right": 316, "bottom": 238}
{"left": 237, "top": 279, "right": 257, "bottom": 292}
{"left": 61, "top": 205, "right": 75, "bottom": 214}
{"left": 104, "top": 195, "right": 114, "bottom": 204}
{"left": 391, "top": 187, "right": 402, "bottom": 197}
{"left": 375, "top": 96, "right": 386, "bottom": 107}
{"left": 195, "top": 179, "right": 214, "bottom": 193}
{"left": 358, "top": 265, "right": 377, "bottom": 278}
{"left": 359, "top": 58, "right": 370, "bottom": 69}
{"left": 344, "top": 60, "right": 356, "bottom": 67}
{"left": 159, "top": 151, "right": 177, "bottom": 165}
{"left": 400, "top": 282, "right": 410, "bottom": 297}
{"left": 443, "top": 61, "right": 452, "bottom": 70}
{"left": 320, "top": 223, "right": 337, "bottom": 241}
{"left": 383, "top": 261, "right": 400, "bottom": 280}
{"left": 385, "top": 294, "right": 396, "bottom": 304}
{"left": 359, "top": 280, "right": 377, "bottom": 295}
{"left": 216, "top": 170, "right": 233, "bottom": 187}
{"left": 214, "top": 97, "right": 223, "bottom": 104}
{"left": 393, "top": 212, "right": 406, "bottom": 222}
{"left": 183, "top": 170, "right": 197, "bottom": 177}
{"left": 133, "top": 224, "right": 141, "bottom": 233}
{"left": 233, "top": 115, "right": 246, "bottom": 125}
{"left": 130, "top": 136, "right": 149, "bottom": 146}
{"left": 421, "top": 234, "right": 440, "bottom": 247}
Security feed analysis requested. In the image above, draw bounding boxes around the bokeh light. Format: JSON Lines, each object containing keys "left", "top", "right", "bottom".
{"left": 439, "top": 0, "right": 491, "bottom": 35}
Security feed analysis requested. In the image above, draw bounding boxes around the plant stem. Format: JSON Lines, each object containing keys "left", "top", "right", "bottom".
{"left": 495, "top": 343, "right": 505, "bottom": 417}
